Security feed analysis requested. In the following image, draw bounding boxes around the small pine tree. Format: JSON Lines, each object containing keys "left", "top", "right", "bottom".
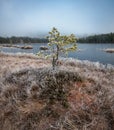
{"left": 37, "top": 27, "right": 77, "bottom": 70}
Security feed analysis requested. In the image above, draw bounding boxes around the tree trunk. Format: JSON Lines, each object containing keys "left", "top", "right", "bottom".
{"left": 56, "top": 45, "right": 59, "bottom": 61}
{"left": 52, "top": 45, "right": 56, "bottom": 70}
{"left": 52, "top": 45, "right": 59, "bottom": 70}
{"left": 52, "top": 57, "right": 55, "bottom": 70}
{"left": 55, "top": 45, "right": 59, "bottom": 66}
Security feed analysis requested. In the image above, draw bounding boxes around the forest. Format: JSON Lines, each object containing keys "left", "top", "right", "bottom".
{"left": 0, "top": 32, "right": 114, "bottom": 44}
{"left": 0, "top": 36, "right": 48, "bottom": 44}
{"left": 78, "top": 32, "right": 114, "bottom": 43}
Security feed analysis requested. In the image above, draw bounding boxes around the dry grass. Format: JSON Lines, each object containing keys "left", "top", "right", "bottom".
{"left": 0, "top": 53, "right": 114, "bottom": 130}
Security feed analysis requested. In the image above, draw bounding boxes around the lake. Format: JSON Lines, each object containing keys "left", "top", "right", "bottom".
{"left": 0, "top": 43, "right": 114, "bottom": 65}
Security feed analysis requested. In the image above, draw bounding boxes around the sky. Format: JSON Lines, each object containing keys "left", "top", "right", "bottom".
{"left": 0, "top": 0, "right": 114, "bottom": 37}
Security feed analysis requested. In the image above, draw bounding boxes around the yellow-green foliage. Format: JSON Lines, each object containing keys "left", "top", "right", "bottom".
{"left": 37, "top": 27, "right": 77, "bottom": 69}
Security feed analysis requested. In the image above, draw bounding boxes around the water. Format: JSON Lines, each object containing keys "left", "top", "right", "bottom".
{"left": 0, "top": 43, "right": 114, "bottom": 65}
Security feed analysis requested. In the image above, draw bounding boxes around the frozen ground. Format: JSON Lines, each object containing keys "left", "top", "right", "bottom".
{"left": 0, "top": 52, "right": 114, "bottom": 130}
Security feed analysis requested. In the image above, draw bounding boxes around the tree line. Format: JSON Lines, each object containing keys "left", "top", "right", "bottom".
{"left": 0, "top": 32, "right": 114, "bottom": 44}
{"left": 0, "top": 36, "right": 48, "bottom": 44}
{"left": 78, "top": 33, "right": 114, "bottom": 43}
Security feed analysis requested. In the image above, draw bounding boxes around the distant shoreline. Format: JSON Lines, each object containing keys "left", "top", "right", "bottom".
{"left": 0, "top": 32, "right": 114, "bottom": 44}
{"left": 0, "top": 44, "right": 33, "bottom": 49}
{"left": 0, "top": 42, "right": 114, "bottom": 44}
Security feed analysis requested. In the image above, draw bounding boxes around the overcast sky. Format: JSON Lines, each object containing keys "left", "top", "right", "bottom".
{"left": 0, "top": 0, "right": 114, "bottom": 37}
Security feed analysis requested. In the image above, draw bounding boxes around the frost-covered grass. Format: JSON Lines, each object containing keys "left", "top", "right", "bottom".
{"left": 0, "top": 53, "right": 114, "bottom": 130}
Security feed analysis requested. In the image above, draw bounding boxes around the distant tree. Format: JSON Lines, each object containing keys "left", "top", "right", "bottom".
{"left": 37, "top": 27, "right": 77, "bottom": 70}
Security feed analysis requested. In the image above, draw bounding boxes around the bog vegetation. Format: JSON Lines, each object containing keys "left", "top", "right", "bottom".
{"left": 0, "top": 53, "right": 114, "bottom": 130}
